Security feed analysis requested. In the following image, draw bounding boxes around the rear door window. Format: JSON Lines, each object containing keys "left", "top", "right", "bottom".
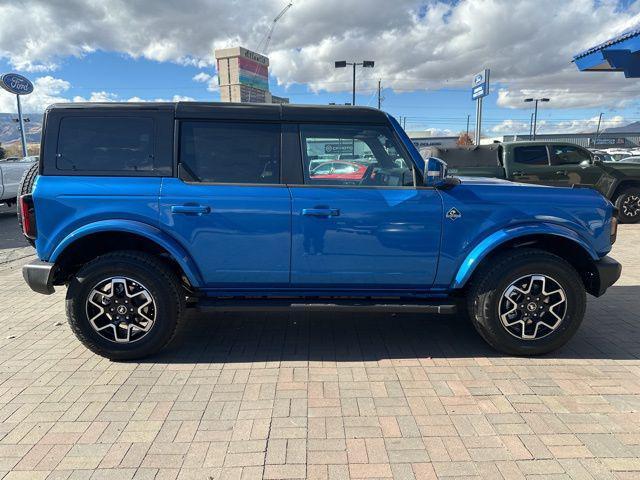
{"left": 56, "top": 117, "right": 166, "bottom": 174}
{"left": 513, "top": 146, "right": 549, "bottom": 165}
{"left": 179, "top": 121, "right": 280, "bottom": 184}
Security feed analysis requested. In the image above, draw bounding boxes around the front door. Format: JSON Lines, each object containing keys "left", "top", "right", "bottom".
{"left": 159, "top": 121, "right": 290, "bottom": 287}
{"left": 547, "top": 144, "right": 606, "bottom": 188}
{"left": 289, "top": 123, "right": 442, "bottom": 289}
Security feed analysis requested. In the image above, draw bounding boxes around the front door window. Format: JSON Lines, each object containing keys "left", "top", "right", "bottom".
{"left": 300, "top": 124, "right": 415, "bottom": 187}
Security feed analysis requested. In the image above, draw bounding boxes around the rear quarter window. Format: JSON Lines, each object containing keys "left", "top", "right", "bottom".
{"left": 55, "top": 116, "right": 170, "bottom": 175}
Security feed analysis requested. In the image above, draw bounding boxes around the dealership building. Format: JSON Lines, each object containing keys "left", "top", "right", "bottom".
{"left": 214, "top": 46, "right": 289, "bottom": 104}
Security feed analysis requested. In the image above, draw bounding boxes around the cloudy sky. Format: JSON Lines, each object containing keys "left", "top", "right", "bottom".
{"left": 0, "top": 0, "right": 639, "bottom": 136}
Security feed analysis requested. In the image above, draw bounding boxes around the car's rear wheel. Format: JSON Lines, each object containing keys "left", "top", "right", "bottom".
{"left": 66, "top": 251, "right": 184, "bottom": 360}
{"left": 467, "top": 248, "right": 586, "bottom": 355}
{"left": 615, "top": 186, "right": 640, "bottom": 224}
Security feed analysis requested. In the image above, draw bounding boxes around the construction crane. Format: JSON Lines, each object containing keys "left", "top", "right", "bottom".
{"left": 248, "top": 2, "right": 293, "bottom": 102}
{"left": 256, "top": 2, "right": 293, "bottom": 55}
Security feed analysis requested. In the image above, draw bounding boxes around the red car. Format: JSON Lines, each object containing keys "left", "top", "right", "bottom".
{"left": 309, "top": 161, "right": 367, "bottom": 181}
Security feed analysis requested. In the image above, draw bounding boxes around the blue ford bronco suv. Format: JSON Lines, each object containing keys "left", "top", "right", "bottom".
{"left": 20, "top": 102, "right": 621, "bottom": 360}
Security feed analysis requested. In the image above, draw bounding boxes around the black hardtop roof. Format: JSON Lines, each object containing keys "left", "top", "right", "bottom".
{"left": 46, "top": 101, "right": 390, "bottom": 124}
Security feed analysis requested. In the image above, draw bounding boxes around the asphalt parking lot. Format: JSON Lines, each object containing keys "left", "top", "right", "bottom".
{"left": 0, "top": 212, "right": 639, "bottom": 480}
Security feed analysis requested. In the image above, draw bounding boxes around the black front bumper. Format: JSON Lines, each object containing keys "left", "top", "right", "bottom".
{"left": 22, "top": 260, "right": 56, "bottom": 295}
{"left": 592, "top": 256, "right": 622, "bottom": 297}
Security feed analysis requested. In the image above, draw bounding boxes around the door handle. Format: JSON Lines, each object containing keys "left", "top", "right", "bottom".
{"left": 554, "top": 170, "right": 568, "bottom": 175}
{"left": 512, "top": 171, "right": 525, "bottom": 177}
{"left": 302, "top": 208, "right": 340, "bottom": 217}
{"left": 171, "top": 204, "right": 211, "bottom": 215}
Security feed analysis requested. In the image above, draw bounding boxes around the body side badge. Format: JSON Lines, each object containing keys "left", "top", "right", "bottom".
{"left": 446, "top": 207, "right": 462, "bottom": 221}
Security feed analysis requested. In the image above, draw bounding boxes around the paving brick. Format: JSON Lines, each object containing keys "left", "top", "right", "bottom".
{"left": 0, "top": 225, "right": 639, "bottom": 479}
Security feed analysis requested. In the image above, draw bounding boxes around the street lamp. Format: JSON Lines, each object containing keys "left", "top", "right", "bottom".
{"left": 524, "top": 97, "right": 550, "bottom": 140}
{"left": 335, "top": 60, "right": 375, "bottom": 106}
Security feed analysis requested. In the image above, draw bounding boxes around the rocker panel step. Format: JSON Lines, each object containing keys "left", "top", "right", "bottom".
{"left": 196, "top": 298, "right": 457, "bottom": 314}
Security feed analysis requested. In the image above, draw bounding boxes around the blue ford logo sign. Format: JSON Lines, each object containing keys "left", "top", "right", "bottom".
{"left": 473, "top": 73, "right": 483, "bottom": 86}
{"left": 0, "top": 73, "right": 34, "bottom": 95}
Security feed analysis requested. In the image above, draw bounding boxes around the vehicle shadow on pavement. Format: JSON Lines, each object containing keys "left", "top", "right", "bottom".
{"left": 145, "top": 285, "right": 640, "bottom": 363}
{"left": 0, "top": 210, "right": 29, "bottom": 249}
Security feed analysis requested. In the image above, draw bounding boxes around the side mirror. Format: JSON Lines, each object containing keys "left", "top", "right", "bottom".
{"left": 424, "top": 157, "right": 448, "bottom": 186}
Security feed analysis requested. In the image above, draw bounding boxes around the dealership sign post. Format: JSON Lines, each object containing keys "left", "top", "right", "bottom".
{"left": 0, "top": 73, "right": 34, "bottom": 157}
{"left": 471, "top": 69, "right": 490, "bottom": 145}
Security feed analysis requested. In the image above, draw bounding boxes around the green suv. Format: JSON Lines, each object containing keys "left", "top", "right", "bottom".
{"left": 430, "top": 141, "right": 640, "bottom": 223}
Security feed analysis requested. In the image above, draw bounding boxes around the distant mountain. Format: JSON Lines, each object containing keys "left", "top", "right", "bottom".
{"left": 0, "top": 113, "right": 43, "bottom": 145}
{"left": 603, "top": 121, "right": 640, "bottom": 133}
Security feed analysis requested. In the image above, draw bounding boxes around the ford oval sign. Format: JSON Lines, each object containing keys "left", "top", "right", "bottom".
{"left": 0, "top": 73, "right": 34, "bottom": 95}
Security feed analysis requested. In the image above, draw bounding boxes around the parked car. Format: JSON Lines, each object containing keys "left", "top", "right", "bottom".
{"left": 601, "top": 148, "right": 635, "bottom": 161}
{"left": 620, "top": 156, "right": 640, "bottom": 164}
{"left": 429, "top": 141, "right": 640, "bottom": 223}
{"left": 0, "top": 155, "right": 37, "bottom": 207}
{"left": 310, "top": 160, "right": 367, "bottom": 181}
{"left": 20, "top": 102, "right": 621, "bottom": 360}
{"left": 590, "top": 150, "right": 615, "bottom": 162}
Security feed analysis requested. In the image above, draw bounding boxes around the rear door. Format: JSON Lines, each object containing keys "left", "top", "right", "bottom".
{"left": 508, "top": 145, "right": 553, "bottom": 183}
{"left": 288, "top": 123, "right": 442, "bottom": 289}
{"left": 159, "top": 120, "right": 291, "bottom": 287}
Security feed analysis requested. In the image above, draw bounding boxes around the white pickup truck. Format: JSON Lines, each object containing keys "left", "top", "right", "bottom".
{"left": 0, "top": 156, "right": 37, "bottom": 207}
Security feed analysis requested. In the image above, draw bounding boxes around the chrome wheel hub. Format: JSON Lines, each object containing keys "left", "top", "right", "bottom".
{"left": 499, "top": 274, "right": 567, "bottom": 340}
{"left": 622, "top": 194, "right": 640, "bottom": 217}
{"left": 86, "top": 277, "right": 156, "bottom": 343}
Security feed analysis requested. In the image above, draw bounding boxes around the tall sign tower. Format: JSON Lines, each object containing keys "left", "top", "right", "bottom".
{"left": 215, "top": 46, "right": 289, "bottom": 104}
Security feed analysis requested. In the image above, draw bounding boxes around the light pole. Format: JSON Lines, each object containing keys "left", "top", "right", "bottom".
{"left": 335, "top": 60, "right": 374, "bottom": 106}
{"left": 524, "top": 97, "right": 549, "bottom": 140}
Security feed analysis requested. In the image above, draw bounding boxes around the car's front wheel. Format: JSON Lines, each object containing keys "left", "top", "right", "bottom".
{"left": 66, "top": 251, "right": 185, "bottom": 360}
{"left": 615, "top": 186, "right": 640, "bottom": 224}
{"left": 467, "top": 248, "right": 586, "bottom": 355}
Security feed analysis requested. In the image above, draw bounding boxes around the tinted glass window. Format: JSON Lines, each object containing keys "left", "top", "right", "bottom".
{"left": 513, "top": 146, "right": 549, "bottom": 165}
{"left": 552, "top": 145, "right": 591, "bottom": 165}
{"left": 180, "top": 122, "right": 280, "bottom": 184}
{"left": 300, "top": 124, "right": 414, "bottom": 186}
{"left": 57, "top": 117, "right": 163, "bottom": 173}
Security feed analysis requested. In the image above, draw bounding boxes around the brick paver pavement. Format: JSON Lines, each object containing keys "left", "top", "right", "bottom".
{"left": 0, "top": 225, "right": 638, "bottom": 479}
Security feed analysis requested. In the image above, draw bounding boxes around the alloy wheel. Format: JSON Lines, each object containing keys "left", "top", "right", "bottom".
{"left": 622, "top": 194, "right": 640, "bottom": 218}
{"left": 498, "top": 274, "right": 567, "bottom": 340}
{"left": 85, "top": 277, "right": 156, "bottom": 343}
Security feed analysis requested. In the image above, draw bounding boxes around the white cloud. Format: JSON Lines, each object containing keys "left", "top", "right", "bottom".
{"left": 0, "top": 76, "right": 196, "bottom": 113}
{"left": 491, "top": 115, "right": 627, "bottom": 134}
{"left": 0, "top": 0, "right": 639, "bottom": 110}
{"left": 408, "top": 127, "right": 456, "bottom": 137}
{"left": 0, "top": 76, "right": 70, "bottom": 112}
{"left": 192, "top": 72, "right": 219, "bottom": 92}
{"left": 76, "top": 93, "right": 195, "bottom": 103}
{"left": 491, "top": 119, "right": 531, "bottom": 134}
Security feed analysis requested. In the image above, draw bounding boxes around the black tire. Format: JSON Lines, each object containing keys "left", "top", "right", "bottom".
{"left": 66, "top": 251, "right": 185, "bottom": 360}
{"left": 16, "top": 162, "right": 39, "bottom": 246}
{"left": 614, "top": 186, "right": 640, "bottom": 224}
{"left": 467, "top": 248, "right": 586, "bottom": 356}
